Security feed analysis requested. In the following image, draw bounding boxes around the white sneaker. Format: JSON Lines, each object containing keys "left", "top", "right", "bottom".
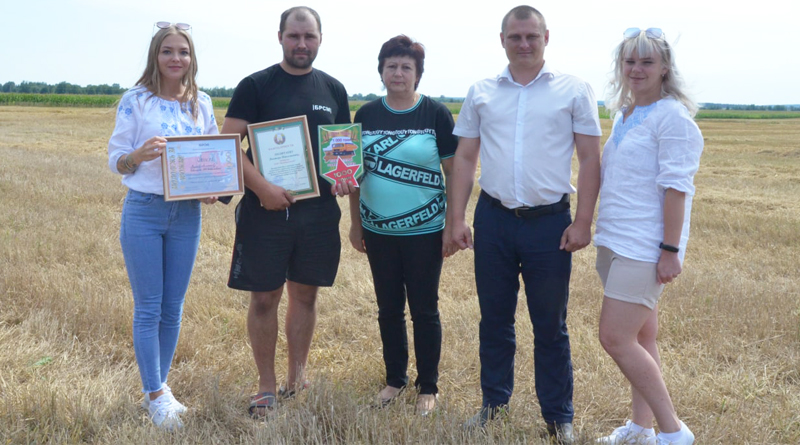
{"left": 598, "top": 420, "right": 656, "bottom": 444}
{"left": 148, "top": 393, "right": 183, "bottom": 431}
{"left": 655, "top": 421, "right": 694, "bottom": 445}
{"left": 142, "top": 384, "right": 187, "bottom": 414}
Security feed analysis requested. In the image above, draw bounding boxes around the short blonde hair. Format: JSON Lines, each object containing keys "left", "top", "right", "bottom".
{"left": 605, "top": 31, "right": 697, "bottom": 117}
{"left": 135, "top": 25, "right": 199, "bottom": 120}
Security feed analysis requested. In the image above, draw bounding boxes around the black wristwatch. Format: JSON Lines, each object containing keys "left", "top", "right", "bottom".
{"left": 659, "top": 242, "right": 679, "bottom": 253}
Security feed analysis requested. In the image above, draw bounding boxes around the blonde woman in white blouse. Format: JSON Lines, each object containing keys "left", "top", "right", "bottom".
{"left": 107, "top": 22, "right": 218, "bottom": 431}
{"left": 594, "top": 28, "right": 702, "bottom": 445}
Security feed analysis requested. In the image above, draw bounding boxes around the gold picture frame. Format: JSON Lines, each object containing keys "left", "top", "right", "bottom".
{"left": 161, "top": 134, "right": 244, "bottom": 202}
{"left": 247, "top": 115, "right": 320, "bottom": 200}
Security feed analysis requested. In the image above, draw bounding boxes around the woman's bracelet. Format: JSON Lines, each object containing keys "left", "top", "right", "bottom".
{"left": 659, "top": 242, "right": 680, "bottom": 253}
{"left": 122, "top": 154, "right": 137, "bottom": 173}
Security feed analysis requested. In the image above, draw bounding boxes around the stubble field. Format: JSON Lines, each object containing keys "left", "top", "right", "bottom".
{"left": 0, "top": 106, "right": 798, "bottom": 444}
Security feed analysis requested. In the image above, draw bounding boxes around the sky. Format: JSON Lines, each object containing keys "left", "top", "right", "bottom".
{"left": 2, "top": 0, "right": 798, "bottom": 105}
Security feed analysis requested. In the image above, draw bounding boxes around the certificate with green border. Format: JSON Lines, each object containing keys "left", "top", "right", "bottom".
{"left": 247, "top": 116, "right": 320, "bottom": 200}
{"left": 318, "top": 123, "right": 363, "bottom": 187}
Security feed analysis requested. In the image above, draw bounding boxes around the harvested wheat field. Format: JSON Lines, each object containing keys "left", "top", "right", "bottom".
{"left": 0, "top": 106, "right": 798, "bottom": 444}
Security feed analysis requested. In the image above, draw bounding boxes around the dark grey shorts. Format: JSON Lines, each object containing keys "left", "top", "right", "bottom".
{"left": 227, "top": 193, "right": 341, "bottom": 292}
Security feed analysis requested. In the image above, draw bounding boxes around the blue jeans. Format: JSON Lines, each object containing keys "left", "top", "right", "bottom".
{"left": 473, "top": 193, "right": 574, "bottom": 423}
{"left": 119, "top": 190, "right": 201, "bottom": 393}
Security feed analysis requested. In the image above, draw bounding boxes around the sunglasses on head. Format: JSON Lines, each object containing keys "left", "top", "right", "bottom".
{"left": 623, "top": 28, "right": 664, "bottom": 40}
{"left": 155, "top": 22, "right": 192, "bottom": 31}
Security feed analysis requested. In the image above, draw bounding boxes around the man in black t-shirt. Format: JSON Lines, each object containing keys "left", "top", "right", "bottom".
{"left": 220, "top": 6, "right": 353, "bottom": 416}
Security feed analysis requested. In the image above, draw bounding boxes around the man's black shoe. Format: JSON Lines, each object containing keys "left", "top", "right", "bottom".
{"left": 461, "top": 405, "right": 509, "bottom": 430}
{"left": 546, "top": 422, "right": 575, "bottom": 444}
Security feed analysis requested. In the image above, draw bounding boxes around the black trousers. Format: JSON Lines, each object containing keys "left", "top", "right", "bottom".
{"left": 363, "top": 229, "right": 443, "bottom": 395}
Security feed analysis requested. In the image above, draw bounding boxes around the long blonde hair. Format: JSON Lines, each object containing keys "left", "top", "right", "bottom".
{"left": 135, "top": 25, "right": 199, "bottom": 120}
{"left": 605, "top": 31, "right": 697, "bottom": 117}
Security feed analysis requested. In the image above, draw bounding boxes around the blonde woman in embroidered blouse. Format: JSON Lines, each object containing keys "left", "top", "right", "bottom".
{"left": 594, "top": 28, "right": 702, "bottom": 445}
{"left": 107, "top": 22, "right": 217, "bottom": 431}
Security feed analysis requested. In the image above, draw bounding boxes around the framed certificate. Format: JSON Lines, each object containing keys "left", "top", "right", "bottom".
{"left": 247, "top": 116, "right": 320, "bottom": 200}
{"left": 319, "top": 123, "right": 362, "bottom": 187}
{"left": 162, "top": 134, "right": 245, "bottom": 202}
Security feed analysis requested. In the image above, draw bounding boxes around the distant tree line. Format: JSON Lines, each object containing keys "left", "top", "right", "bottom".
{"left": 0, "top": 82, "right": 464, "bottom": 102}
{"left": 700, "top": 103, "right": 800, "bottom": 111}
{"left": 348, "top": 93, "right": 379, "bottom": 101}
{"left": 2, "top": 81, "right": 126, "bottom": 95}
{"left": 8, "top": 82, "right": 793, "bottom": 110}
{"left": 203, "top": 86, "right": 235, "bottom": 97}
{"left": 0, "top": 81, "right": 239, "bottom": 97}
{"left": 347, "top": 93, "right": 464, "bottom": 103}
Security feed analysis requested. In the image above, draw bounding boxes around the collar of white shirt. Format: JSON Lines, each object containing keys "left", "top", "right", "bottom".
{"left": 496, "top": 62, "right": 556, "bottom": 87}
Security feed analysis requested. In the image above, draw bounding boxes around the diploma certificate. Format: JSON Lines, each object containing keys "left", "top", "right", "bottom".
{"left": 248, "top": 116, "right": 320, "bottom": 200}
{"left": 162, "top": 134, "right": 244, "bottom": 201}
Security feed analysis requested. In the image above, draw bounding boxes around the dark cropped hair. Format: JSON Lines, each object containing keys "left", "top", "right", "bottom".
{"left": 279, "top": 6, "right": 321, "bottom": 34}
{"left": 501, "top": 5, "right": 546, "bottom": 34}
{"left": 377, "top": 35, "right": 425, "bottom": 90}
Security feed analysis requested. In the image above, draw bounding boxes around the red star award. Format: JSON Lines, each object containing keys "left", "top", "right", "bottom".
{"left": 318, "top": 123, "right": 362, "bottom": 188}
{"left": 323, "top": 157, "right": 359, "bottom": 188}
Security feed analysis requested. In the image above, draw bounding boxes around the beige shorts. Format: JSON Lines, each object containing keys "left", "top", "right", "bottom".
{"left": 595, "top": 246, "right": 665, "bottom": 310}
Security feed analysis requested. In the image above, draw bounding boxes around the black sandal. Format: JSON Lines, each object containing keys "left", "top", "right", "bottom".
{"left": 278, "top": 380, "right": 310, "bottom": 400}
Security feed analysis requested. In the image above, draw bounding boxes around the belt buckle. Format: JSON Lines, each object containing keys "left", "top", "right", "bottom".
{"left": 514, "top": 207, "right": 526, "bottom": 218}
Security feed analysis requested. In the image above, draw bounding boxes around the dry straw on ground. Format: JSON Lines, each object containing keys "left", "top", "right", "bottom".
{"left": 0, "top": 106, "right": 798, "bottom": 444}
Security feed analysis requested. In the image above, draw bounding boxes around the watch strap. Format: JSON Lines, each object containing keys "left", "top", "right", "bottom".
{"left": 659, "top": 242, "right": 679, "bottom": 253}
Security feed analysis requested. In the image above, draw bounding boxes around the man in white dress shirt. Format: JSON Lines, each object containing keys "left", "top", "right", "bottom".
{"left": 446, "top": 5, "right": 601, "bottom": 443}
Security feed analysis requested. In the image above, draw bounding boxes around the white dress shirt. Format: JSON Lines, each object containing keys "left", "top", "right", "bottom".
{"left": 453, "top": 63, "right": 602, "bottom": 208}
{"left": 594, "top": 97, "right": 703, "bottom": 263}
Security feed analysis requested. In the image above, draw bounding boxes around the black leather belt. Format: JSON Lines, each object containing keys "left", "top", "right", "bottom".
{"left": 481, "top": 190, "right": 569, "bottom": 219}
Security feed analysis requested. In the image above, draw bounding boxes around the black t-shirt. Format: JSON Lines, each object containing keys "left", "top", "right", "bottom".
{"left": 226, "top": 64, "right": 351, "bottom": 204}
